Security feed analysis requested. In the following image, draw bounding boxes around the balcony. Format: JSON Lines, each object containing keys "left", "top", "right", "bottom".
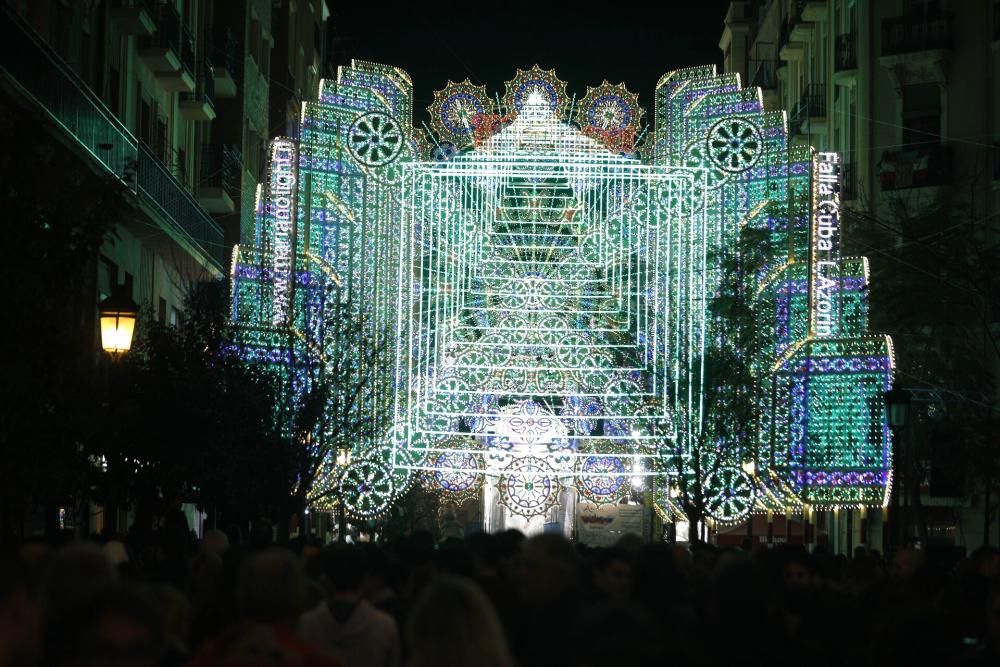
{"left": 211, "top": 28, "right": 239, "bottom": 98}
{"left": 878, "top": 145, "right": 951, "bottom": 191}
{"left": 109, "top": 0, "right": 156, "bottom": 36}
{"left": 833, "top": 33, "right": 857, "bottom": 85}
{"left": 881, "top": 13, "right": 952, "bottom": 57}
{"left": 791, "top": 84, "right": 826, "bottom": 134}
{"left": 138, "top": 2, "right": 195, "bottom": 92}
{"left": 180, "top": 59, "right": 216, "bottom": 121}
{"left": 801, "top": 0, "right": 828, "bottom": 23}
{"left": 0, "top": 4, "right": 225, "bottom": 271}
{"left": 779, "top": 18, "right": 805, "bottom": 61}
{"left": 197, "top": 144, "right": 241, "bottom": 214}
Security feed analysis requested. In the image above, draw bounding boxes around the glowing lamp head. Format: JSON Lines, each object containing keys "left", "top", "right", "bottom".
{"left": 98, "top": 287, "right": 139, "bottom": 359}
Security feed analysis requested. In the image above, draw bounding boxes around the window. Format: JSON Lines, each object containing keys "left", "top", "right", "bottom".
{"left": 902, "top": 83, "right": 941, "bottom": 149}
{"left": 158, "top": 297, "right": 167, "bottom": 322}
{"left": 170, "top": 307, "right": 181, "bottom": 328}
{"left": 98, "top": 256, "right": 118, "bottom": 299}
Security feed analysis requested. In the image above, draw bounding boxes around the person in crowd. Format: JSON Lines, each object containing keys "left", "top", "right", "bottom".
{"left": 511, "top": 534, "right": 582, "bottom": 667}
{"left": 300, "top": 544, "right": 400, "bottom": 667}
{"left": 187, "top": 548, "right": 341, "bottom": 667}
{"left": 590, "top": 547, "right": 633, "bottom": 602}
{"left": 405, "top": 574, "right": 513, "bottom": 667}
{"left": 200, "top": 529, "right": 229, "bottom": 558}
{"left": 361, "top": 544, "right": 402, "bottom": 627}
{"left": 0, "top": 550, "right": 42, "bottom": 667}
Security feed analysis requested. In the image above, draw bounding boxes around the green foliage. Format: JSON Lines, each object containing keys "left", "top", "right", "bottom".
{"left": 105, "top": 281, "right": 298, "bottom": 534}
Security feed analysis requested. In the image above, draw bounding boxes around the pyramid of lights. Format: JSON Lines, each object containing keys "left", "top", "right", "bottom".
{"left": 229, "top": 61, "right": 895, "bottom": 526}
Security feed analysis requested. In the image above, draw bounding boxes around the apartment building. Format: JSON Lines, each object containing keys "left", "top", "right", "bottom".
{"left": 0, "top": 0, "right": 276, "bottom": 322}
{"left": 720, "top": 0, "right": 1000, "bottom": 553}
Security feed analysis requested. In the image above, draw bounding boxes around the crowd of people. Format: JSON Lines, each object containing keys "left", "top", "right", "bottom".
{"left": 2, "top": 528, "right": 999, "bottom": 666}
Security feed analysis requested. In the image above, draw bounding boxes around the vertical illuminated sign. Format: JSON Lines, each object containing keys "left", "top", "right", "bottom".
{"left": 270, "top": 140, "right": 297, "bottom": 326}
{"left": 810, "top": 151, "right": 841, "bottom": 338}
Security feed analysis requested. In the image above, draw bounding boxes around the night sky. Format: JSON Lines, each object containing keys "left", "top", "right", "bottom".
{"left": 329, "top": 2, "right": 733, "bottom": 125}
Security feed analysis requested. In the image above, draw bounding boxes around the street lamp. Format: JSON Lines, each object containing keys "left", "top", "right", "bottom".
{"left": 884, "top": 384, "right": 913, "bottom": 549}
{"left": 884, "top": 385, "right": 912, "bottom": 431}
{"left": 98, "top": 286, "right": 139, "bottom": 360}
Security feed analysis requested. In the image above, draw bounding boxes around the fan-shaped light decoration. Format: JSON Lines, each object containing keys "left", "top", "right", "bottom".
{"left": 575, "top": 455, "right": 631, "bottom": 504}
{"left": 502, "top": 65, "right": 570, "bottom": 119}
{"left": 420, "top": 448, "right": 485, "bottom": 504}
{"left": 427, "top": 79, "right": 495, "bottom": 147}
{"left": 577, "top": 81, "right": 643, "bottom": 153}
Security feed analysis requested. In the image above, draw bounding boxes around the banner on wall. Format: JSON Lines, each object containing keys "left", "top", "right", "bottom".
{"left": 576, "top": 503, "right": 645, "bottom": 547}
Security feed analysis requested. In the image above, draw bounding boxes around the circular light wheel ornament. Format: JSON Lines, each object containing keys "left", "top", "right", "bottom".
{"left": 338, "top": 458, "right": 395, "bottom": 519}
{"left": 705, "top": 466, "right": 755, "bottom": 524}
{"left": 498, "top": 457, "right": 560, "bottom": 518}
{"left": 347, "top": 112, "right": 404, "bottom": 167}
{"left": 706, "top": 118, "right": 763, "bottom": 174}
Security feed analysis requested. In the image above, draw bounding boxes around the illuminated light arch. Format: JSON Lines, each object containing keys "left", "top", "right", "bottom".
{"left": 229, "top": 59, "right": 895, "bottom": 522}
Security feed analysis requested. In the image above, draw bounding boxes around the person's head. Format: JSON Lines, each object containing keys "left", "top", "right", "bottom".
{"left": 406, "top": 575, "right": 511, "bottom": 667}
{"left": 236, "top": 548, "right": 308, "bottom": 626}
{"left": 144, "top": 584, "right": 190, "bottom": 653}
{"left": 971, "top": 546, "right": 1000, "bottom": 580}
{"left": 890, "top": 547, "right": 925, "bottom": 582}
{"left": 46, "top": 542, "right": 121, "bottom": 620}
{"left": 50, "top": 587, "right": 164, "bottom": 667}
{"left": 361, "top": 544, "right": 389, "bottom": 593}
{"left": 201, "top": 529, "right": 229, "bottom": 557}
{"left": 517, "top": 534, "right": 581, "bottom": 605}
{"left": 780, "top": 548, "right": 813, "bottom": 589}
{"left": 592, "top": 548, "right": 633, "bottom": 601}
{"left": 320, "top": 544, "right": 367, "bottom": 596}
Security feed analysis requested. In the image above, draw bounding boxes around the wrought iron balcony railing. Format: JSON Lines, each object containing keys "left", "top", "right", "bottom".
{"left": 791, "top": 84, "right": 826, "bottom": 129}
{"left": 0, "top": 4, "right": 224, "bottom": 270}
{"left": 180, "top": 57, "right": 216, "bottom": 116}
{"left": 138, "top": 1, "right": 195, "bottom": 79}
{"left": 881, "top": 13, "right": 953, "bottom": 56}
{"left": 878, "top": 144, "right": 952, "bottom": 191}
{"left": 212, "top": 26, "right": 242, "bottom": 87}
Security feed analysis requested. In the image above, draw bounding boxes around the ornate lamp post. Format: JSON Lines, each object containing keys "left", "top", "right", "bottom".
{"left": 96, "top": 285, "right": 138, "bottom": 535}
{"left": 884, "top": 385, "right": 912, "bottom": 550}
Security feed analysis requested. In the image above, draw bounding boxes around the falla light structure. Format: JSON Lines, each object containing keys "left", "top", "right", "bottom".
{"left": 229, "top": 60, "right": 894, "bottom": 527}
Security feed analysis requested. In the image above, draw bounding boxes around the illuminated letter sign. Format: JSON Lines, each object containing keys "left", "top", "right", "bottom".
{"left": 270, "top": 140, "right": 297, "bottom": 326}
{"left": 810, "top": 151, "right": 841, "bottom": 338}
